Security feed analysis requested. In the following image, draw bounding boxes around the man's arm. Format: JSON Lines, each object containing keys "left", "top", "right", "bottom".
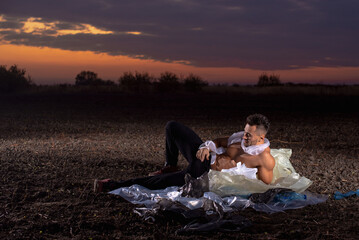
{"left": 256, "top": 152, "right": 275, "bottom": 184}
{"left": 196, "top": 137, "right": 229, "bottom": 162}
{"left": 211, "top": 154, "right": 236, "bottom": 171}
{"left": 213, "top": 137, "right": 229, "bottom": 148}
{"left": 233, "top": 150, "right": 275, "bottom": 184}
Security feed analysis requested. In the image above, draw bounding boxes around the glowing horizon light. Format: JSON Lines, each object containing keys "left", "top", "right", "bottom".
{"left": 1, "top": 42, "right": 358, "bottom": 85}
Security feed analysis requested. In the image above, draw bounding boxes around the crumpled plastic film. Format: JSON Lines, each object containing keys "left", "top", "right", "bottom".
{"left": 110, "top": 185, "right": 207, "bottom": 210}
{"left": 252, "top": 191, "right": 327, "bottom": 213}
{"left": 180, "top": 173, "right": 209, "bottom": 198}
{"left": 271, "top": 148, "right": 296, "bottom": 182}
{"left": 110, "top": 184, "right": 327, "bottom": 234}
{"left": 209, "top": 148, "right": 313, "bottom": 196}
{"left": 109, "top": 148, "right": 326, "bottom": 232}
{"left": 334, "top": 189, "right": 359, "bottom": 200}
{"left": 176, "top": 214, "right": 252, "bottom": 234}
{"left": 110, "top": 184, "right": 326, "bottom": 215}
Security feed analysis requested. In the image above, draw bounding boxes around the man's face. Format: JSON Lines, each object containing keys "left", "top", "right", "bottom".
{"left": 243, "top": 124, "right": 263, "bottom": 147}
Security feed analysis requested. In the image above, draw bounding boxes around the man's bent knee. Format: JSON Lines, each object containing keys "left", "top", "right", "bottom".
{"left": 166, "top": 120, "right": 180, "bottom": 132}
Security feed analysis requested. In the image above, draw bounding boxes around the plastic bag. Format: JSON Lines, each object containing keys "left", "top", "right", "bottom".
{"left": 334, "top": 189, "right": 359, "bottom": 200}
{"left": 111, "top": 186, "right": 326, "bottom": 232}
{"left": 209, "top": 148, "right": 313, "bottom": 196}
{"left": 252, "top": 190, "right": 327, "bottom": 213}
{"left": 109, "top": 148, "right": 326, "bottom": 232}
{"left": 180, "top": 173, "right": 209, "bottom": 198}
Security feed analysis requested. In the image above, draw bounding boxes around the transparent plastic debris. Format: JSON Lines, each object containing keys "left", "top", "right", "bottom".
{"left": 334, "top": 189, "right": 359, "bottom": 200}
{"left": 180, "top": 172, "right": 209, "bottom": 198}
{"left": 131, "top": 193, "right": 252, "bottom": 234}
{"left": 209, "top": 148, "right": 313, "bottom": 196}
{"left": 110, "top": 184, "right": 326, "bottom": 214}
{"left": 251, "top": 190, "right": 327, "bottom": 213}
{"left": 110, "top": 185, "right": 327, "bottom": 232}
{"left": 109, "top": 148, "right": 326, "bottom": 232}
{"left": 176, "top": 214, "right": 252, "bottom": 234}
{"left": 110, "top": 185, "right": 208, "bottom": 210}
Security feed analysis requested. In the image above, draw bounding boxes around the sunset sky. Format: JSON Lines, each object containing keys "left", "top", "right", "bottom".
{"left": 1, "top": 0, "right": 358, "bottom": 85}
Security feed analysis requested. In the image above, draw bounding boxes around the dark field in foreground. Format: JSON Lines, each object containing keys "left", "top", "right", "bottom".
{"left": 0, "top": 91, "right": 358, "bottom": 239}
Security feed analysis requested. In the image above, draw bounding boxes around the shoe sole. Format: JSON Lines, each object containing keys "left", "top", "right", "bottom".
{"left": 93, "top": 179, "right": 101, "bottom": 193}
{"left": 94, "top": 178, "right": 111, "bottom": 193}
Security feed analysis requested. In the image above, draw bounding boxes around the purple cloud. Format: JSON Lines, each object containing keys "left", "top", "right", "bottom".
{"left": 1, "top": 0, "right": 358, "bottom": 70}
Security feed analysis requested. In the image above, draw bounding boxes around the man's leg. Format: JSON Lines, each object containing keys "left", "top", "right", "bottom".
{"left": 94, "top": 121, "right": 210, "bottom": 192}
{"left": 165, "top": 120, "right": 203, "bottom": 166}
{"left": 165, "top": 121, "right": 210, "bottom": 178}
{"left": 95, "top": 171, "right": 186, "bottom": 192}
{"left": 150, "top": 120, "right": 204, "bottom": 176}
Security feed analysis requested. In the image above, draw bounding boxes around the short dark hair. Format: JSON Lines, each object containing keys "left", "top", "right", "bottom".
{"left": 246, "top": 114, "right": 270, "bottom": 134}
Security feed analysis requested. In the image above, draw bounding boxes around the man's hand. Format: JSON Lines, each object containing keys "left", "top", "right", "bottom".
{"left": 196, "top": 148, "right": 210, "bottom": 162}
{"left": 212, "top": 154, "right": 236, "bottom": 171}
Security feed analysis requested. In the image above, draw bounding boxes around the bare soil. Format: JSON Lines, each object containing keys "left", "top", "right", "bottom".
{"left": 0, "top": 91, "right": 358, "bottom": 239}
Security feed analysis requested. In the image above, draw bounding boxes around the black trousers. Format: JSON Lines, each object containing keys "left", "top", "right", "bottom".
{"left": 110, "top": 121, "right": 210, "bottom": 190}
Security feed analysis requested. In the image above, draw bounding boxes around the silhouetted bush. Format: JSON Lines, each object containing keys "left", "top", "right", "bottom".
{"left": 75, "top": 71, "right": 101, "bottom": 86}
{"left": 257, "top": 73, "right": 269, "bottom": 86}
{"left": 101, "top": 80, "right": 116, "bottom": 86}
{"left": 0, "top": 65, "right": 33, "bottom": 93}
{"left": 155, "top": 72, "right": 181, "bottom": 92}
{"left": 184, "top": 74, "right": 208, "bottom": 92}
{"left": 119, "top": 72, "right": 153, "bottom": 92}
{"left": 257, "top": 73, "right": 281, "bottom": 86}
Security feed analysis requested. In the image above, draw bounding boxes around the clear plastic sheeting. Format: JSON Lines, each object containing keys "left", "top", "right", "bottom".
{"left": 110, "top": 185, "right": 327, "bottom": 233}
{"left": 131, "top": 196, "right": 253, "bottom": 234}
{"left": 250, "top": 189, "right": 328, "bottom": 214}
{"left": 334, "top": 189, "right": 359, "bottom": 200}
{"left": 109, "top": 148, "right": 326, "bottom": 233}
{"left": 209, "top": 148, "right": 313, "bottom": 196}
{"left": 110, "top": 184, "right": 326, "bottom": 214}
{"left": 110, "top": 184, "right": 250, "bottom": 212}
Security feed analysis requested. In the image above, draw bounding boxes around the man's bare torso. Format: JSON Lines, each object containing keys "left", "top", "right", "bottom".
{"left": 211, "top": 143, "right": 275, "bottom": 184}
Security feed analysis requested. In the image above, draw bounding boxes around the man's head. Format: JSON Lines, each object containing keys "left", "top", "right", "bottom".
{"left": 243, "top": 114, "right": 270, "bottom": 147}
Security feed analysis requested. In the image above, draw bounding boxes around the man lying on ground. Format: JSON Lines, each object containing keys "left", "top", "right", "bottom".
{"left": 94, "top": 114, "right": 275, "bottom": 193}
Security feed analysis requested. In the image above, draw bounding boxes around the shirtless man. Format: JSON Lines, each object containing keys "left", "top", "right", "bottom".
{"left": 196, "top": 114, "right": 275, "bottom": 184}
{"left": 94, "top": 114, "right": 275, "bottom": 192}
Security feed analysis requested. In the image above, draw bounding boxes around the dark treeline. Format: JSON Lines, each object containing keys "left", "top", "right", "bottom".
{"left": 0, "top": 65, "right": 209, "bottom": 93}
{"left": 1, "top": 64, "right": 358, "bottom": 95}
{"left": 0, "top": 65, "right": 33, "bottom": 92}
{"left": 75, "top": 70, "right": 208, "bottom": 93}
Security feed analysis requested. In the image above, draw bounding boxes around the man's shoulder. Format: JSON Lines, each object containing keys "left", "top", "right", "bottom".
{"left": 258, "top": 147, "right": 271, "bottom": 156}
{"left": 259, "top": 148, "right": 275, "bottom": 169}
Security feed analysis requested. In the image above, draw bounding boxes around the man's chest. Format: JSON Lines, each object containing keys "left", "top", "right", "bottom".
{"left": 226, "top": 144, "right": 245, "bottom": 158}
{"left": 227, "top": 144, "right": 262, "bottom": 168}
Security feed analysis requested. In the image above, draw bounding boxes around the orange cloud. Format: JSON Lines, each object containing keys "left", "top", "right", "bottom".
{"left": 21, "top": 17, "right": 115, "bottom": 36}
{"left": 1, "top": 16, "right": 148, "bottom": 37}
